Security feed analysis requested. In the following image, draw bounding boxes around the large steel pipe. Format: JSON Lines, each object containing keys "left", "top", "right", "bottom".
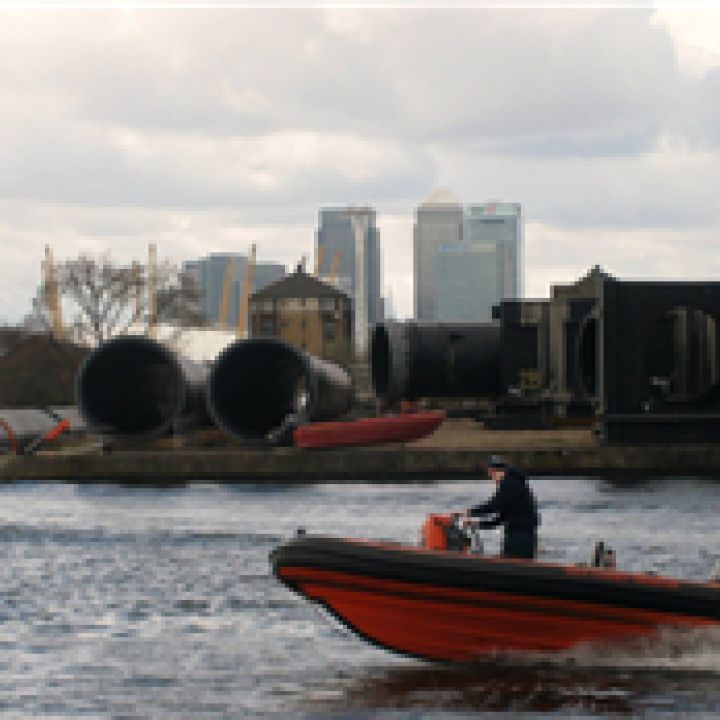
{"left": 77, "top": 335, "right": 207, "bottom": 439}
{"left": 207, "top": 338, "right": 353, "bottom": 441}
{"left": 371, "top": 321, "right": 503, "bottom": 402}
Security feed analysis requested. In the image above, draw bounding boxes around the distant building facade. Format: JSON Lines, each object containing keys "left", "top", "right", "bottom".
{"left": 465, "top": 202, "right": 522, "bottom": 307}
{"left": 414, "top": 188, "right": 464, "bottom": 321}
{"left": 316, "top": 207, "right": 382, "bottom": 355}
{"left": 414, "top": 189, "right": 522, "bottom": 322}
{"left": 249, "top": 266, "right": 352, "bottom": 365}
{"left": 182, "top": 254, "right": 286, "bottom": 330}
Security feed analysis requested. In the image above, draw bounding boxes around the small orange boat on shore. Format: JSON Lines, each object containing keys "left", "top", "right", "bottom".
{"left": 293, "top": 411, "right": 445, "bottom": 449}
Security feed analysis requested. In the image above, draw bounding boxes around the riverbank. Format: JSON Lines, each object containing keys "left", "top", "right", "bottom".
{"left": 1, "top": 420, "right": 719, "bottom": 481}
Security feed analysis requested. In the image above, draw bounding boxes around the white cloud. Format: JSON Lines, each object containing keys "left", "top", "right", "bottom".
{"left": 1, "top": 7, "right": 720, "bottom": 324}
{"left": 524, "top": 222, "right": 720, "bottom": 300}
{"left": 432, "top": 143, "right": 720, "bottom": 229}
{"left": 652, "top": 8, "right": 720, "bottom": 78}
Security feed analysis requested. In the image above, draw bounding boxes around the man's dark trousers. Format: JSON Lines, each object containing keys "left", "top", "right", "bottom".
{"left": 503, "top": 530, "right": 537, "bottom": 559}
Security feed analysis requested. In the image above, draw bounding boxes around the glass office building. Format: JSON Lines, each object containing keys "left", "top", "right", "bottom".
{"left": 182, "top": 253, "right": 286, "bottom": 328}
{"left": 451, "top": 202, "right": 523, "bottom": 322}
{"left": 414, "top": 190, "right": 522, "bottom": 322}
{"left": 316, "top": 207, "right": 382, "bottom": 354}
{"left": 413, "top": 188, "right": 464, "bottom": 321}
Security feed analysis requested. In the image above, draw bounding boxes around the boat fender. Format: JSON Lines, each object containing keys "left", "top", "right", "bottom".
{"left": 592, "top": 541, "right": 617, "bottom": 569}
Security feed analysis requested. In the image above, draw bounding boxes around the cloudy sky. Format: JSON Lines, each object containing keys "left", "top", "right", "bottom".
{"left": 1, "top": 4, "right": 720, "bottom": 321}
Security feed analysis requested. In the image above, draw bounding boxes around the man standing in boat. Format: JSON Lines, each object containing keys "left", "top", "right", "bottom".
{"left": 464, "top": 455, "right": 539, "bottom": 559}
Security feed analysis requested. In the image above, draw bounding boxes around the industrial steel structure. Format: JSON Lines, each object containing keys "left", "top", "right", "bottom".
{"left": 76, "top": 335, "right": 208, "bottom": 440}
{"left": 206, "top": 337, "right": 353, "bottom": 442}
{"left": 76, "top": 334, "right": 353, "bottom": 446}
{"left": 372, "top": 267, "right": 720, "bottom": 443}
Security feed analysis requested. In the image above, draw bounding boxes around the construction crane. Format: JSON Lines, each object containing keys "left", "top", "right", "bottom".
{"left": 218, "top": 256, "right": 234, "bottom": 329}
{"left": 327, "top": 251, "right": 342, "bottom": 287}
{"left": 315, "top": 244, "right": 325, "bottom": 277}
{"left": 147, "top": 243, "right": 158, "bottom": 339}
{"left": 43, "top": 245, "right": 64, "bottom": 339}
{"left": 132, "top": 261, "right": 143, "bottom": 323}
{"left": 237, "top": 244, "right": 256, "bottom": 337}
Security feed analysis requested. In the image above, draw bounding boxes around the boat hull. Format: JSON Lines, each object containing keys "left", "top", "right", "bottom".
{"left": 272, "top": 536, "right": 720, "bottom": 663}
{"left": 293, "top": 411, "right": 445, "bottom": 449}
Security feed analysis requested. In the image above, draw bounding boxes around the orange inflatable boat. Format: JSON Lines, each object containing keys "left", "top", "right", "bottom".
{"left": 271, "top": 514, "right": 720, "bottom": 662}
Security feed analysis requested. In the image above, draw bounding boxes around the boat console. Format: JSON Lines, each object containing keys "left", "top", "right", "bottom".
{"left": 420, "top": 513, "right": 484, "bottom": 554}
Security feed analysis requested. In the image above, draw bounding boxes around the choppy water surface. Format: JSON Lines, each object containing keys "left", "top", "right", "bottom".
{"left": 1, "top": 476, "right": 720, "bottom": 718}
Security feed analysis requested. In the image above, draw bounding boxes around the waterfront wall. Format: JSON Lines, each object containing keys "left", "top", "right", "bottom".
{"left": 3, "top": 443, "right": 720, "bottom": 482}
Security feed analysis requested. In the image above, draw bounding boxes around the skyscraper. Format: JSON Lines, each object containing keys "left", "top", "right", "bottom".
{"left": 414, "top": 189, "right": 522, "bottom": 322}
{"left": 413, "top": 187, "right": 464, "bottom": 321}
{"left": 182, "top": 253, "right": 286, "bottom": 328}
{"left": 316, "top": 207, "right": 382, "bottom": 355}
{"left": 463, "top": 202, "right": 522, "bottom": 316}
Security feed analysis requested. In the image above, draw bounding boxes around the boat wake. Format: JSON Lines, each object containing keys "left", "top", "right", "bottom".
{"left": 316, "top": 632, "right": 720, "bottom": 717}
{"left": 552, "top": 624, "right": 720, "bottom": 673}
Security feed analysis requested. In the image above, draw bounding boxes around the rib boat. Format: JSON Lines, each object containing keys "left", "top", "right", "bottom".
{"left": 270, "top": 515, "right": 720, "bottom": 662}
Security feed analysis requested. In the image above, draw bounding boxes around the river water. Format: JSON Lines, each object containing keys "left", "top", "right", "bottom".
{"left": 1, "top": 476, "right": 720, "bottom": 718}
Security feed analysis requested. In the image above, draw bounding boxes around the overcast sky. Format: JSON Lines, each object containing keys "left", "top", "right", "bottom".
{"left": 1, "top": 5, "right": 720, "bottom": 321}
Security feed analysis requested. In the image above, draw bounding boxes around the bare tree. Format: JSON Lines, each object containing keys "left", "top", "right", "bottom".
{"left": 25, "top": 253, "right": 204, "bottom": 347}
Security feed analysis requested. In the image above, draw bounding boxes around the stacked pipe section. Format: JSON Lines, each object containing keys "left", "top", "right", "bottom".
{"left": 207, "top": 338, "right": 353, "bottom": 442}
{"left": 76, "top": 335, "right": 208, "bottom": 439}
{"left": 371, "top": 321, "right": 503, "bottom": 402}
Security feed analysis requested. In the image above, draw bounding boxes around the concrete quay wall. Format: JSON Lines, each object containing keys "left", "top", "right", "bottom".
{"left": 2, "top": 443, "right": 720, "bottom": 482}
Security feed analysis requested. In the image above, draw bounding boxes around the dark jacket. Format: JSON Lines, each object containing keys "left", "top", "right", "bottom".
{"left": 468, "top": 467, "right": 539, "bottom": 534}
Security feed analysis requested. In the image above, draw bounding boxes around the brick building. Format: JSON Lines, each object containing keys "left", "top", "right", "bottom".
{"left": 249, "top": 266, "right": 352, "bottom": 364}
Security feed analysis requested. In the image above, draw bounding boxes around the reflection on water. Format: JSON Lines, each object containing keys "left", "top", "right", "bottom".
{"left": 322, "top": 662, "right": 720, "bottom": 717}
{"left": 340, "top": 664, "right": 643, "bottom": 715}
{"left": 299, "top": 625, "right": 720, "bottom": 718}
{"left": 0, "top": 477, "right": 720, "bottom": 718}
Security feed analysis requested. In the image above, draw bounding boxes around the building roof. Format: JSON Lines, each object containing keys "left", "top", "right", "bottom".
{"left": 251, "top": 266, "right": 348, "bottom": 301}
{"left": 551, "top": 265, "right": 614, "bottom": 301}
{"left": 421, "top": 186, "right": 462, "bottom": 207}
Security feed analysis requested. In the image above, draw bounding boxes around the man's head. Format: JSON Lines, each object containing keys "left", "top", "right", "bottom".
{"left": 486, "top": 455, "right": 508, "bottom": 483}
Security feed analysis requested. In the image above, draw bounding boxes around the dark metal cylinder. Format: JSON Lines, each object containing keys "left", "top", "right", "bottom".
{"left": 206, "top": 338, "right": 353, "bottom": 441}
{"left": 76, "top": 335, "right": 207, "bottom": 439}
{"left": 371, "top": 321, "right": 503, "bottom": 402}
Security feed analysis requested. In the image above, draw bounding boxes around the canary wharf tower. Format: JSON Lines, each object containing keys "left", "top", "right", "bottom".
{"left": 316, "top": 207, "right": 382, "bottom": 355}
{"left": 413, "top": 187, "right": 464, "bottom": 321}
{"left": 414, "top": 188, "right": 522, "bottom": 322}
